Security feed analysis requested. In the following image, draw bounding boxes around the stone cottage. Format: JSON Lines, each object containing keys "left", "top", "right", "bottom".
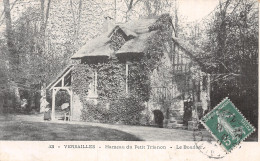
{"left": 47, "top": 14, "right": 210, "bottom": 129}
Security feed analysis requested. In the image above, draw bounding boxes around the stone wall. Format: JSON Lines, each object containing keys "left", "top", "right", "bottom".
{"left": 71, "top": 93, "right": 83, "bottom": 121}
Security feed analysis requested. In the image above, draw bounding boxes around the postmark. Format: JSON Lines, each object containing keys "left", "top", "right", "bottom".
{"left": 193, "top": 128, "right": 227, "bottom": 159}
{"left": 200, "top": 97, "right": 255, "bottom": 152}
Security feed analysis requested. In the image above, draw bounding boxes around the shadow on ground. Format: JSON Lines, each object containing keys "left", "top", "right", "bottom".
{"left": 0, "top": 121, "right": 142, "bottom": 141}
{"left": 0, "top": 114, "right": 257, "bottom": 141}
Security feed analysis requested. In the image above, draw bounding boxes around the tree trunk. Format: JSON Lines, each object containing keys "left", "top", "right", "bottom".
{"left": 0, "top": 90, "right": 4, "bottom": 114}
{"left": 75, "top": 0, "right": 82, "bottom": 48}
{"left": 3, "top": 0, "right": 21, "bottom": 110}
{"left": 3, "top": 0, "right": 18, "bottom": 69}
{"left": 39, "top": 0, "right": 51, "bottom": 53}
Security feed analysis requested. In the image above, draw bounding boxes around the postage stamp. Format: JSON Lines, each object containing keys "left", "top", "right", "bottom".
{"left": 200, "top": 97, "right": 255, "bottom": 152}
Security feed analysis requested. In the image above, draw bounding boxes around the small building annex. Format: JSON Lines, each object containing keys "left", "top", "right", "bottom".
{"left": 47, "top": 14, "right": 210, "bottom": 128}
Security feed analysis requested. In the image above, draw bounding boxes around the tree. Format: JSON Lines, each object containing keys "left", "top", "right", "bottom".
{"left": 3, "top": 0, "right": 18, "bottom": 71}
{"left": 0, "top": 0, "right": 53, "bottom": 111}
{"left": 197, "top": 0, "right": 258, "bottom": 128}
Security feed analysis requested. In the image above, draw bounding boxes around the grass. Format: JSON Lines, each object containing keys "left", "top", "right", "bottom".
{"left": 0, "top": 121, "right": 142, "bottom": 141}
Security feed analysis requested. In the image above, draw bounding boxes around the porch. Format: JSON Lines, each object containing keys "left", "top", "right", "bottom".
{"left": 46, "top": 65, "right": 73, "bottom": 121}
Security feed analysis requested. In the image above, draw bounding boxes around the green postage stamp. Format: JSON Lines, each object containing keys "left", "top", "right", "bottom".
{"left": 201, "top": 97, "right": 255, "bottom": 152}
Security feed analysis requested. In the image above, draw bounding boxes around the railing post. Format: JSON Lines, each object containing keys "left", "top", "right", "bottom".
{"left": 52, "top": 88, "right": 56, "bottom": 121}
{"left": 126, "top": 62, "right": 129, "bottom": 94}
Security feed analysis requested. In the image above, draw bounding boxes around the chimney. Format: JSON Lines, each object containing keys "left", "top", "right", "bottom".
{"left": 103, "top": 16, "right": 115, "bottom": 32}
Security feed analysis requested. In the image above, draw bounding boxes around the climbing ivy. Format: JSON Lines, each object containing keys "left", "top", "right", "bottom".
{"left": 96, "top": 60, "right": 126, "bottom": 100}
{"left": 72, "top": 15, "right": 173, "bottom": 124}
{"left": 71, "top": 64, "right": 93, "bottom": 97}
{"left": 110, "top": 29, "right": 126, "bottom": 51}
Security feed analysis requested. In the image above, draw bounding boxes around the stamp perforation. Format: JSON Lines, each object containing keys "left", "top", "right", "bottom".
{"left": 200, "top": 97, "right": 256, "bottom": 153}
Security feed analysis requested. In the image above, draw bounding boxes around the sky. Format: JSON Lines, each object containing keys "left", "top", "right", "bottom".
{"left": 178, "top": 0, "right": 219, "bottom": 22}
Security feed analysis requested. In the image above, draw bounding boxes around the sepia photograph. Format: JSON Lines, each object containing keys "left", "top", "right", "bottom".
{"left": 0, "top": 0, "right": 258, "bottom": 145}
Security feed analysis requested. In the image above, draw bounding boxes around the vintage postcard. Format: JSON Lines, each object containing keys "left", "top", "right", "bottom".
{"left": 0, "top": 0, "right": 259, "bottom": 160}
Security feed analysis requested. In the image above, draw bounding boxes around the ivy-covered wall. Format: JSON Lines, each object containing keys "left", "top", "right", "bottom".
{"left": 71, "top": 58, "right": 150, "bottom": 124}
{"left": 70, "top": 14, "right": 210, "bottom": 127}
{"left": 70, "top": 18, "right": 172, "bottom": 124}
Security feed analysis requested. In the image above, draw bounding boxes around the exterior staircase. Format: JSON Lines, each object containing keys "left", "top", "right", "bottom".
{"left": 165, "top": 109, "right": 186, "bottom": 129}
{"left": 151, "top": 86, "right": 186, "bottom": 129}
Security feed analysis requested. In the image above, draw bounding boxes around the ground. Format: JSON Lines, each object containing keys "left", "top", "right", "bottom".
{"left": 0, "top": 113, "right": 256, "bottom": 141}
{"left": 0, "top": 121, "right": 141, "bottom": 141}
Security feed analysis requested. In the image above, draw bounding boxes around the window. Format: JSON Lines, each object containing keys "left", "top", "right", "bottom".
{"left": 197, "top": 80, "right": 201, "bottom": 102}
{"left": 126, "top": 63, "right": 129, "bottom": 94}
{"left": 89, "top": 70, "right": 98, "bottom": 97}
{"left": 93, "top": 70, "right": 97, "bottom": 95}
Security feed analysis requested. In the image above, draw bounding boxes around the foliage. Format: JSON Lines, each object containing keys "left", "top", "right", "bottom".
{"left": 128, "top": 61, "right": 151, "bottom": 102}
{"left": 109, "top": 96, "right": 145, "bottom": 125}
{"left": 80, "top": 99, "right": 109, "bottom": 123}
{"left": 191, "top": 0, "right": 258, "bottom": 128}
{"left": 73, "top": 60, "right": 145, "bottom": 125}
{"left": 0, "top": 2, "right": 68, "bottom": 111}
{"left": 110, "top": 30, "right": 126, "bottom": 51}
{"left": 80, "top": 96, "right": 146, "bottom": 125}
{"left": 0, "top": 0, "right": 181, "bottom": 112}
{"left": 71, "top": 20, "right": 171, "bottom": 109}
{"left": 0, "top": 39, "right": 9, "bottom": 95}
{"left": 55, "top": 90, "right": 70, "bottom": 107}
{"left": 96, "top": 60, "right": 126, "bottom": 100}
{"left": 73, "top": 59, "right": 149, "bottom": 125}
{"left": 73, "top": 14, "right": 174, "bottom": 125}
{"left": 71, "top": 64, "right": 93, "bottom": 97}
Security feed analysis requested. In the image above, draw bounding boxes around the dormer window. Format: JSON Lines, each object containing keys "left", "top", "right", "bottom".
{"left": 93, "top": 70, "right": 97, "bottom": 95}
{"left": 88, "top": 70, "right": 98, "bottom": 98}
{"left": 110, "top": 27, "right": 127, "bottom": 51}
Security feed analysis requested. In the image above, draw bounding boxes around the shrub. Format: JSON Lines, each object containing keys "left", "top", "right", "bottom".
{"left": 80, "top": 96, "right": 145, "bottom": 125}
{"left": 139, "top": 111, "right": 153, "bottom": 126}
{"left": 80, "top": 100, "right": 109, "bottom": 123}
{"left": 109, "top": 96, "right": 145, "bottom": 125}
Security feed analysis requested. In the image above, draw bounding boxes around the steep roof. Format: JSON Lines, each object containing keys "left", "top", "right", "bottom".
{"left": 116, "top": 31, "right": 157, "bottom": 54}
{"left": 119, "top": 19, "right": 157, "bottom": 34}
{"left": 71, "top": 14, "right": 203, "bottom": 62}
{"left": 71, "top": 17, "right": 159, "bottom": 59}
{"left": 71, "top": 32, "right": 113, "bottom": 59}
{"left": 46, "top": 65, "right": 73, "bottom": 90}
